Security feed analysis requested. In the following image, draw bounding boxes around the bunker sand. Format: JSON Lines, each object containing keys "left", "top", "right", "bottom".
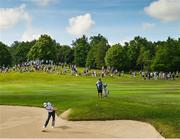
{"left": 0, "top": 106, "right": 164, "bottom": 138}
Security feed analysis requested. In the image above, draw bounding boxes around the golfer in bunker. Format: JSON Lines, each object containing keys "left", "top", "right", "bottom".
{"left": 43, "top": 102, "right": 56, "bottom": 129}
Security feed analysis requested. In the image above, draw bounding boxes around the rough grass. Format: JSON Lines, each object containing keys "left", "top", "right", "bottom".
{"left": 0, "top": 72, "right": 180, "bottom": 137}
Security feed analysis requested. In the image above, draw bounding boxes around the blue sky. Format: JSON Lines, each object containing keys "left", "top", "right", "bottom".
{"left": 0, "top": 0, "right": 180, "bottom": 46}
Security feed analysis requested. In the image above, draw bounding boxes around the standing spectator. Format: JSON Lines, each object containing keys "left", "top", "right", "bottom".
{"left": 96, "top": 78, "right": 103, "bottom": 99}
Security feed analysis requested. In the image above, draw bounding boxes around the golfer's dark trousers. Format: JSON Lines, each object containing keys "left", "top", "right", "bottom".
{"left": 44, "top": 111, "right": 55, "bottom": 127}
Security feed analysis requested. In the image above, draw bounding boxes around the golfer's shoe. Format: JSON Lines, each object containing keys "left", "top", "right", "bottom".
{"left": 41, "top": 126, "right": 47, "bottom": 132}
{"left": 51, "top": 126, "right": 54, "bottom": 128}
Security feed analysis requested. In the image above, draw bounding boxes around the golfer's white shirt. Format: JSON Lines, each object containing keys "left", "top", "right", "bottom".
{"left": 45, "top": 104, "right": 54, "bottom": 113}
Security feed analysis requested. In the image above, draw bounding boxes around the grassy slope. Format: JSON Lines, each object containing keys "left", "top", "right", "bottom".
{"left": 0, "top": 72, "right": 180, "bottom": 137}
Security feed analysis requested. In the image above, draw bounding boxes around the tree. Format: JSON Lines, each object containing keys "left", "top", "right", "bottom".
{"left": 105, "top": 44, "right": 128, "bottom": 70}
{"left": 56, "top": 44, "right": 74, "bottom": 64}
{"left": 151, "top": 47, "right": 170, "bottom": 71}
{"left": 0, "top": 34, "right": 179, "bottom": 71}
{"left": 86, "top": 34, "right": 109, "bottom": 69}
{"left": 0, "top": 42, "right": 12, "bottom": 66}
{"left": 137, "top": 41, "right": 155, "bottom": 71}
{"left": 72, "top": 35, "right": 90, "bottom": 67}
{"left": 8, "top": 41, "right": 20, "bottom": 65}
{"left": 86, "top": 47, "right": 96, "bottom": 68}
{"left": 15, "top": 41, "right": 36, "bottom": 63}
{"left": 95, "top": 40, "right": 110, "bottom": 68}
{"left": 127, "top": 36, "right": 151, "bottom": 70}
{"left": 28, "top": 34, "right": 57, "bottom": 62}
{"left": 137, "top": 49, "right": 152, "bottom": 70}
{"left": 14, "top": 41, "right": 36, "bottom": 64}
{"left": 151, "top": 37, "right": 180, "bottom": 71}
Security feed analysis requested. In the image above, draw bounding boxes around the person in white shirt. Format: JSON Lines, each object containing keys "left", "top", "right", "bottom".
{"left": 43, "top": 102, "right": 56, "bottom": 128}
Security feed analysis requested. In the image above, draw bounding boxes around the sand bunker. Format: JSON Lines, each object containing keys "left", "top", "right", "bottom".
{"left": 0, "top": 105, "right": 164, "bottom": 138}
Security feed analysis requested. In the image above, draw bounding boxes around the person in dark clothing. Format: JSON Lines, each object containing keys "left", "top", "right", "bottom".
{"left": 96, "top": 78, "right": 103, "bottom": 99}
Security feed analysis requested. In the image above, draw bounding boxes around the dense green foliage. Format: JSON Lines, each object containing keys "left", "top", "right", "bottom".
{"left": 151, "top": 38, "right": 180, "bottom": 71}
{"left": 0, "top": 72, "right": 180, "bottom": 137}
{"left": 127, "top": 36, "right": 155, "bottom": 70}
{"left": 0, "top": 42, "right": 12, "bottom": 66}
{"left": 56, "top": 44, "right": 74, "bottom": 64}
{"left": 1, "top": 34, "right": 180, "bottom": 71}
{"left": 86, "top": 34, "right": 109, "bottom": 68}
{"left": 9, "top": 41, "right": 36, "bottom": 64}
{"left": 28, "top": 35, "right": 57, "bottom": 61}
{"left": 105, "top": 44, "right": 128, "bottom": 70}
{"left": 72, "top": 35, "right": 90, "bottom": 66}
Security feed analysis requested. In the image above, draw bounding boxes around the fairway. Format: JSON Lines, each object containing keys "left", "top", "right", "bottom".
{"left": 0, "top": 72, "right": 180, "bottom": 138}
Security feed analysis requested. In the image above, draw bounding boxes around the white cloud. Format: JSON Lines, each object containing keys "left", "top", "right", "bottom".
{"left": 21, "top": 26, "right": 52, "bottom": 42}
{"left": 20, "top": 26, "right": 54, "bottom": 41}
{"left": 0, "top": 4, "right": 31, "bottom": 31}
{"left": 21, "top": 27, "right": 40, "bottom": 41}
{"left": 66, "top": 13, "right": 95, "bottom": 36}
{"left": 142, "top": 22, "right": 155, "bottom": 30}
{"left": 144, "top": 0, "right": 180, "bottom": 21}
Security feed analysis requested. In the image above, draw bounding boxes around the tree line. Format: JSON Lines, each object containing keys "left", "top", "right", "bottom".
{"left": 0, "top": 34, "right": 180, "bottom": 71}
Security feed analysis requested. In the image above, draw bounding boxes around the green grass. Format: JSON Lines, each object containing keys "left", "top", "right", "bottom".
{"left": 0, "top": 72, "right": 180, "bottom": 137}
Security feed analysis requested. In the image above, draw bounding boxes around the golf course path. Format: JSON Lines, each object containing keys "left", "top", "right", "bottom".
{"left": 0, "top": 106, "right": 164, "bottom": 138}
